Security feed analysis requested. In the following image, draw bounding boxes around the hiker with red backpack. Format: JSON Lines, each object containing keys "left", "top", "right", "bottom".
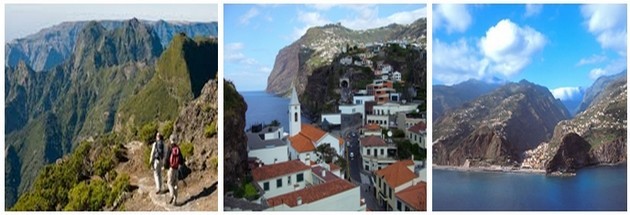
{"left": 165, "top": 134, "right": 183, "bottom": 206}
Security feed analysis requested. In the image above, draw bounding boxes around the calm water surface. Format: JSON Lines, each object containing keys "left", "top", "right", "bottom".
{"left": 433, "top": 164, "right": 627, "bottom": 211}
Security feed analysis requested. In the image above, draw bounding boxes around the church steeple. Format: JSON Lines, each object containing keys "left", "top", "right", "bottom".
{"left": 289, "top": 85, "right": 301, "bottom": 136}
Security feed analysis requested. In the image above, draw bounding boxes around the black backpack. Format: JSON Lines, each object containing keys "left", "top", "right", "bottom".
{"left": 153, "top": 140, "right": 164, "bottom": 160}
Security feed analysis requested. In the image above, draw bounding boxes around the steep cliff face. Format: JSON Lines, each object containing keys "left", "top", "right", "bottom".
{"left": 433, "top": 79, "right": 501, "bottom": 120}
{"left": 174, "top": 79, "right": 218, "bottom": 172}
{"left": 433, "top": 80, "right": 570, "bottom": 166}
{"left": 545, "top": 74, "right": 627, "bottom": 173}
{"left": 266, "top": 18, "right": 427, "bottom": 96}
{"left": 223, "top": 81, "right": 249, "bottom": 189}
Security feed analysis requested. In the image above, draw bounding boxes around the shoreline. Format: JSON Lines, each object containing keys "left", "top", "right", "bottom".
{"left": 434, "top": 162, "right": 627, "bottom": 176}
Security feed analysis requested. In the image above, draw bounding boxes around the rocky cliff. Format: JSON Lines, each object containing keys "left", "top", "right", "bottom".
{"left": 223, "top": 80, "right": 249, "bottom": 189}
{"left": 433, "top": 79, "right": 501, "bottom": 120}
{"left": 433, "top": 80, "right": 570, "bottom": 166}
{"left": 266, "top": 18, "right": 427, "bottom": 96}
{"left": 545, "top": 73, "right": 626, "bottom": 173}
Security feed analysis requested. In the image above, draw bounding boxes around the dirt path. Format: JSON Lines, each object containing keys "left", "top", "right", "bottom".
{"left": 116, "top": 141, "right": 218, "bottom": 211}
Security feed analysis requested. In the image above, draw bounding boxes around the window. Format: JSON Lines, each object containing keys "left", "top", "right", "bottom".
{"left": 367, "top": 149, "right": 371, "bottom": 155}
{"left": 380, "top": 149, "right": 384, "bottom": 156}
{"left": 365, "top": 165, "right": 369, "bottom": 171}
{"left": 276, "top": 178, "right": 282, "bottom": 188}
{"left": 397, "top": 201, "right": 402, "bottom": 211}
{"left": 297, "top": 173, "right": 304, "bottom": 182}
{"left": 288, "top": 175, "right": 292, "bottom": 185}
{"left": 373, "top": 149, "right": 377, "bottom": 156}
{"left": 388, "top": 187, "right": 392, "bottom": 199}
{"left": 263, "top": 182, "right": 269, "bottom": 191}
{"left": 294, "top": 112, "right": 298, "bottom": 122}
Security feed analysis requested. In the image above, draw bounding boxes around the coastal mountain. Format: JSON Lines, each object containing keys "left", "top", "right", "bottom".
{"left": 575, "top": 71, "right": 627, "bottom": 115}
{"left": 223, "top": 81, "right": 249, "bottom": 190}
{"left": 433, "top": 80, "right": 570, "bottom": 166}
{"left": 544, "top": 73, "right": 626, "bottom": 173}
{"left": 433, "top": 79, "right": 501, "bottom": 120}
{"left": 266, "top": 18, "right": 427, "bottom": 96}
{"left": 5, "top": 19, "right": 217, "bottom": 209}
{"left": 6, "top": 19, "right": 218, "bottom": 71}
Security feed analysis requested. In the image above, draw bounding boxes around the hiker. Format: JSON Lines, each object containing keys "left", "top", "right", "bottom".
{"left": 166, "top": 134, "right": 183, "bottom": 206}
{"left": 149, "top": 133, "right": 166, "bottom": 194}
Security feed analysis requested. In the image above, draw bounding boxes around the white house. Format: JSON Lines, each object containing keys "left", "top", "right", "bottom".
{"left": 374, "top": 160, "right": 423, "bottom": 211}
{"left": 252, "top": 160, "right": 312, "bottom": 199}
{"left": 262, "top": 163, "right": 365, "bottom": 211}
{"left": 361, "top": 123, "right": 382, "bottom": 137}
{"left": 247, "top": 125, "right": 289, "bottom": 165}
{"left": 366, "top": 114, "right": 391, "bottom": 128}
{"left": 340, "top": 56, "right": 353, "bottom": 65}
{"left": 392, "top": 71, "right": 402, "bottom": 82}
{"left": 372, "top": 102, "right": 418, "bottom": 116}
{"left": 288, "top": 87, "right": 344, "bottom": 164}
{"left": 360, "top": 136, "right": 397, "bottom": 172}
{"left": 320, "top": 114, "right": 341, "bottom": 125}
{"left": 407, "top": 122, "right": 427, "bottom": 149}
{"left": 353, "top": 94, "right": 375, "bottom": 105}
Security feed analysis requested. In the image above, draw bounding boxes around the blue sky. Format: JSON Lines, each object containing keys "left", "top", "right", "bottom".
{"left": 433, "top": 4, "right": 627, "bottom": 101}
{"left": 224, "top": 4, "right": 427, "bottom": 92}
{"left": 5, "top": 4, "right": 218, "bottom": 41}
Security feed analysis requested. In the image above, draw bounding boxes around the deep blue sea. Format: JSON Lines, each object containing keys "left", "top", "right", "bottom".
{"left": 241, "top": 91, "right": 310, "bottom": 132}
{"left": 433, "top": 164, "right": 627, "bottom": 211}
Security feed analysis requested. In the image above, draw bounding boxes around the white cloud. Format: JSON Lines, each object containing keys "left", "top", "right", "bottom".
{"left": 433, "top": 39, "right": 488, "bottom": 85}
{"left": 576, "top": 54, "right": 607, "bottom": 66}
{"left": 524, "top": 4, "right": 543, "bottom": 18}
{"left": 434, "top": 4, "right": 472, "bottom": 34}
{"left": 480, "top": 19, "right": 546, "bottom": 77}
{"left": 225, "top": 42, "right": 258, "bottom": 65}
{"left": 309, "top": 4, "right": 335, "bottom": 11}
{"left": 588, "top": 58, "right": 627, "bottom": 79}
{"left": 291, "top": 10, "right": 330, "bottom": 39}
{"left": 240, "top": 8, "right": 260, "bottom": 25}
{"left": 551, "top": 87, "right": 583, "bottom": 101}
{"left": 581, "top": 4, "right": 627, "bottom": 55}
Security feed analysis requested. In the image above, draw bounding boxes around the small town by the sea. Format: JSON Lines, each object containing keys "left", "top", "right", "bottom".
{"left": 223, "top": 4, "right": 428, "bottom": 211}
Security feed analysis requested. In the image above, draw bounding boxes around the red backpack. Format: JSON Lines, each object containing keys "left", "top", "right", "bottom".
{"left": 170, "top": 145, "right": 181, "bottom": 169}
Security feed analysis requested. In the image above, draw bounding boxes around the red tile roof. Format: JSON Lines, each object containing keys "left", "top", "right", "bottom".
{"left": 408, "top": 122, "right": 426, "bottom": 134}
{"left": 289, "top": 134, "right": 316, "bottom": 153}
{"left": 363, "top": 123, "right": 382, "bottom": 131}
{"left": 300, "top": 124, "right": 326, "bottom": 141}
{"left": 360, "top": 136, "right": 387, "bottom": 147}
{"left": 312, "top": 166, "right": 340, "bottom": 182}
{"left": 396, "top": 182, "right": 427, "bottom": 211}
{"left": 328, "top": 162, "right": 341, "bottom": 171}
{"left": 266, "top": 179, "right": 355, "bottom": 208}
{"left": 375, "top": 160, "right": 416, "bottom": 188}
{"left": 252, "top": 160, "right": 310, "bottom": 182}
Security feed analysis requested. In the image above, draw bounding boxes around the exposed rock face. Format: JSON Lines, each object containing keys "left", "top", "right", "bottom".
{"left": 266, "top": 18, "right": 427, "bottom": 96}
{"left": 576, "top": 71, "right": 626, "bottom": 114}
{"left": 223, "top": 81, "right": 249, "bottom": 189}
{"left": 545, "top": 133, "right": 592, "bottom": 173}
{"left": 433, "top": 80, "right": 570, "bottom": 166}
{"left": 544, "top": 73, "right": 627, "bottom": 173}
{"left": 174, "top": 79, "right": 218, "bottom": 172}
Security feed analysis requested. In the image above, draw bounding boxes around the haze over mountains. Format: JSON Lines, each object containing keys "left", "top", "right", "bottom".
{"left": 6, "top": 19, "right": 218, "bottom": 71}
{"left": 5, "top": 18, "right": 218, "bottom": 209}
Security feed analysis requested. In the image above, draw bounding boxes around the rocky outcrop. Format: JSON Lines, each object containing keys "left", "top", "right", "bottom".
{"left": 433, "top": 80, "right": 570, "bottom": 166}
{"left": 545, "top": 133, "right": 592, "bottom": 173}
{"left": 174, "top": 79, "right": 218, "bottom": 172}
{"left": 223, "top": 81, "right": 248, "bottom": 189}
{"left": 576, "top": 71, "right": 626, "bottom": 114}
{"left": 544, "top": 73, "right": 627, "bottom": 173}
{"left": 266, "top": 18, "right": 427, "bottom": 96}
{"left": 433, "top": 79, "right": 501, "bottom": 120}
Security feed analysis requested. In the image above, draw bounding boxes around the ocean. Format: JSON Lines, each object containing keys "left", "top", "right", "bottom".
{"left": 241, "top": 91, "right": 310, "bottom": 132}
{"left": 433, "top": 164, "right": 627, "bottom": 211}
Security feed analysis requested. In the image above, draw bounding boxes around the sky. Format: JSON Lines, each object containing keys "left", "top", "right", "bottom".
{"left": 224, "top": 4, "right": 427, "bottom": 92}
{"left": 5, "top": 4, "right": 218, "bottom": 41}
{"left": 433, "top": 4, "right": 627, "bottom": 101}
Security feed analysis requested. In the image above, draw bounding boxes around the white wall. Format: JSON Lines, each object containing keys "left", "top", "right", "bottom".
{"left": 408, "top": 132, "right": 426, "bottom": 149}
{"left": 321, "top": 114, "right": 341, "bottom": 125}
{"left": 366, "top": 115, "right": 389, "bottom": 128}
{"left": 258, "top": 169, "right": 312, "bottom": 199}
{"left": 317, "top": 134, "right": 343, "bottom": 156}
{"left": 266, "top": 186, "right": 365, "bottom": 211}
{"left": 249, "top": 145, "right": 289, "bottom": 165}
{"left": 373, "top": 103, "right": 417, "bottom": 116}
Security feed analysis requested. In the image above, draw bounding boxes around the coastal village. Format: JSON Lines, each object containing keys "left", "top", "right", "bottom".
{"left": 227, "top": 41, "right": 427, "bottom": 211}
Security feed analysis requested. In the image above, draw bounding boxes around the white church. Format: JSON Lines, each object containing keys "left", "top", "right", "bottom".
{"left": 287, "top": 86, "right": 344, "bottom": 165}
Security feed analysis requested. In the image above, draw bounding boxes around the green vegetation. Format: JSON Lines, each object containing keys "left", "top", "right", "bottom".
{"left": 204, "top": 120, "right": 218, "bottom": 138}
{"left": 139, "top": 121, "right": 158, "bottom": 144}
{"left": 210, "top": 156, "right": 218, "bottom": 170}
{"left": 160, "top": 120, "right": 174, "bottom": 140}
{"left": 180, "top": 142, "right": 195, "bottom": 158}
{"left": 233, "top": 180, "right": 260, "bottom": 201}
{"left": 396, "top": 139, "right": 426, "bottom": 161}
